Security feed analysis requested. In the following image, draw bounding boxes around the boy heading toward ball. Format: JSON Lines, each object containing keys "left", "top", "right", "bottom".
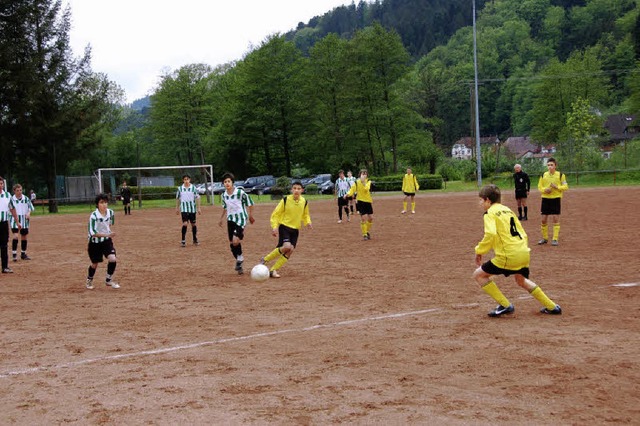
{"left": 260, "top": 181, "right": 312, "bottom": 278}
{"left": 472, "top": 184, "right": 561, "bottom": 317}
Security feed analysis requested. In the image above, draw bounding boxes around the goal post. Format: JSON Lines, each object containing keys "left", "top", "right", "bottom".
{"left": 96, "top": 165, "right": 215, "bottom": 207}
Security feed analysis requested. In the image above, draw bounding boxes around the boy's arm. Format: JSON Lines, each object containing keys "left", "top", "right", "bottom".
{"left": 537, "top": 174, "right": 545, "bottom": 192}
{"left": 345, "top": 182, "right": 356, "bottom": 198}
{"left": 474, "top": 214, "right": 496, "bottom": 255}
{"left": 270, "top": 199, "right": 285, "bottom": 231}
{"left": 558, "top": 174, "right": 569, "bottom": 192}
{"left": 302, "top": 203, "right": 312, "bottom": 228}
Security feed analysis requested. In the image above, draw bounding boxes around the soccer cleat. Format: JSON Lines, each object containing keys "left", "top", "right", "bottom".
{"left": 537, "top": 239, "right": 548, "bottom": 245}
{"left": 551, "top": 240, "right": 559, "bottom": 246}
{"left": 363, "top": 234, "right": 369, "bottom": 240}
{"left": 347, "top": 216, "right": 350, "bottom": 222}
{"left": 86, "top": 279, "right": 94, "bottom": 290}
{"left": 235, "top": 260, "right": 243, "bottom": 274}
{"left": 541, "top": 305, "right": 562, "bottom": 315}
{"left": 2, "top": 268, "right": 14, "bottom": 274}
{"left": 269, "top": 270, "right": 281, "bottom": 278}
{"left": 180, "top": 240, "right": 186, "bottom": 248}
{"left": 21, "top": 254, "right": 31, "bottom": 260}
{"left": 366, "top": 232, "right": 371, "bottom": 239}
{"left": 488, "top": 304, "right": 515, "bottom": 317}
{"left": 518, "top": 216, "right": 523, "bottom": 220}
{"left": 193, "top": 239, "right": 199, "bottom": 246}
{"left": 337, "top": 220, "right": 342, "bottom": 224}
{"left": 12, "top": 255, "right": 17, "bottom": 262}
{"left": 411, "top": 210, "right": 415, "bottom": 214}
{"left": 401, "top": 210, "right": 406, "bottom": 214}
{"left": 106, "top": 281, "right": 120, "bottom": 289}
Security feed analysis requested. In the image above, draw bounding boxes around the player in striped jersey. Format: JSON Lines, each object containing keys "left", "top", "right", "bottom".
{"left": 10, "top": 184, "right": 35, "bottom": 261}
{"left": 473, "top": 185, "right": 561, "bottom": 317}
{"left": 345, "top": 169, "right": 374, "bottom": 240}
{"left": 218, "top": 173, "right": 255, "bottom": 275}
{"left": 334, "top": 170, "right": 351, "bottom": 223}
{"left": 175, "top": 174, "right": 201, "bottom": 247}
{"left": 0, "top": 177, "right": 21, "bottom": 273}
{"left": 260, "top": 181, "right": 312, "bottom": 278}
{"left": 86, "top": 193, "right": 120, "bottom": 289}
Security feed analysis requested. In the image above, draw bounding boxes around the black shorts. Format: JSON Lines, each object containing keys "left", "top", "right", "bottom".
{"left": 356, "top": 201, "right": 373, "bottom": 215}
{"left": 346, "top": 195, "right": 354, "bottom": 201}
{"left": 181, "top": 212, "right": 197, "bottom": 223}
{"left": 277, "top": 224, "right": 299, "bottom": 248}
{"left": 122, "top": 198, "right": 131, "bottom": 204}
{"left": 541, "top": 198, "right": 561, "bottom": 215}
{"left": 403, "top": 192, "right": 415, "bottom": 196}
{"left": 227, "top": 221, "right": 245, "bottom": 241}
{"left": 482, "top": 260, "right": 530, "bottom": 279}
{"left": 11, "top": 227, "right": 29, "bottom": 236}
{"left": 88, "top": 239, "right": 116, "bottom": 264}
{"left": 338, "top": 197, "right": 348, "bottom": 207}
{"left": 515, "top": 189, "right": 528, "bottom": 199}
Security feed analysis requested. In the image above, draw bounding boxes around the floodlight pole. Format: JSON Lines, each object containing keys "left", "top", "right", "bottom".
{"left": 472, "top": 0, "right": 482, "bottom": 187}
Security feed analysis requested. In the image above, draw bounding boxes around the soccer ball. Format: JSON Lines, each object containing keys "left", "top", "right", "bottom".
{"left": 251, "top": 264, "right": 270, "bottom": 282}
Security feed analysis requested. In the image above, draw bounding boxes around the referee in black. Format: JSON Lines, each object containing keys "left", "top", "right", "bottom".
{"left": 513, "top": 164, "right": 530, "bottom": 220}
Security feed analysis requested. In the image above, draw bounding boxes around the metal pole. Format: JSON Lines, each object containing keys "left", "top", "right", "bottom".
{"left": 472, "top": 0, "right": 482, "bottom": 187}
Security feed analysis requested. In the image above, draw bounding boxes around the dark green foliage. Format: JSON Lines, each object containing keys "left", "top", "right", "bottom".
{"left": 370, "top": 174, "right": 443, "bottom": 190}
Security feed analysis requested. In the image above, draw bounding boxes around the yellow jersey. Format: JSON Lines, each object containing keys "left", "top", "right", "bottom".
{"left": 346, "top": 179, "right": 372, "bottom": 203}
{"left": 270, "top": 195, "right": 311, "bottom": 230}
{"left": 475, "top": 203, "right": 530, "bottom": 270}
{"left": 538, "top": 171, "right": 568, "bottom": 199}
{"left": 402, "top": 173, "right": 419, "bottom": 193}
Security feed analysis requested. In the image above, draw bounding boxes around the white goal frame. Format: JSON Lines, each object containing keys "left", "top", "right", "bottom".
{"left": 96, "top": 165, "right": 215, "bottom": 206}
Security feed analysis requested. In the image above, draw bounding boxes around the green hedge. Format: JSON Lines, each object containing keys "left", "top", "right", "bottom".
{"left": 370, "top": 174, "right": 443, "bottom": 191}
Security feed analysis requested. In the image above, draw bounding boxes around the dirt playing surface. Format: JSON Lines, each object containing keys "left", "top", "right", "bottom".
{"left": 0, "top": 186, "right": 638, "bottom": 424}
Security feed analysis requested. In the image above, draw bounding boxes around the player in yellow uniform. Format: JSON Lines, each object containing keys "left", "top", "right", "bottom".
{"left": 472, "top": 185, "right": 562, "bottom": 317}
{"left": 260, "top": 181, "right": 312, "bottom": 278}
{"left": 537, "top": 158, "right": 568, "bottom": 246}
{"left": 345, "top": 169, "right": 373, "bottom": 240}
{"left": 401, "top": 167, "right": 419, "bottom": 214}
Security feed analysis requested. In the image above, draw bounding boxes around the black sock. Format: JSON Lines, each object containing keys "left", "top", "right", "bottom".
{"left": 181, "top": 225, "right": 187, "bottom": 240}
{"left": 106, "top": 261, "right": 116, "bottom": 279}
{"left": 230, "top": 243, "right": 237, "bottom": 258}
{"left": 21, "top": 240, "right": 27, "bottom": 252}
{"left": 1, "top": 246, "right": 7, "bottom": 269}
{"left": 524, "top": 207, "right": 528, "bottom": 218}
{"left": 192, "top": 225, "right": 198, "bottom": 242}
{"left": 12, "top": 239, "right": 18, "bottom": 251}
{"left": 338, "top": 206, "right": 343, "bottom": 220}
{"left": 345, "top": 207, "right": 350, "bottom": 217}
{"left": 518, "top": 207, "right": 522, "bottom": 217}
{"left": 87, "top": 265, "right": 97, "bottom": 279}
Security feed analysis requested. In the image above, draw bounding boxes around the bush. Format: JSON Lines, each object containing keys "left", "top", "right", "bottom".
{"left": 270, "top": 176, "right": 291, "bottom": 195}
{"left": 304, "top": 183, "right": 319, "bottom": 194}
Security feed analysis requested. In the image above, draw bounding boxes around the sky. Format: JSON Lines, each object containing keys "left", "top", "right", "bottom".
{"left": 63, "top": 0, "right": 353, "bottom": 103}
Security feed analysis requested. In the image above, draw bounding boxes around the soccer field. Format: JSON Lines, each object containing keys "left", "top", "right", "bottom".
{"left": 0, "top": 187, "right": 638, "bottom": 423}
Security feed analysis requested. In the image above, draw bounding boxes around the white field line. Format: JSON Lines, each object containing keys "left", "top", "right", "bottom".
{"left": 0, "top": 308, "right": 442, "bottom": 379}
{"left": 610, "top": 282, "right": 639, "bottom": 287}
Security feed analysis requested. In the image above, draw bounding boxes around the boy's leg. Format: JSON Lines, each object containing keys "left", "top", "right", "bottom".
{"left": 181, "top": 224, "right": 187, "bottom": 246}
{"left": 515, "top": 275, "right": 560, "bottom": 313}
{"left": 192, "top": 224, "right": 198, "bottom": 244}
{"left": 86, "top": 264, "right": 97, "bottom": 289}
{"left": 20, "top": 237, "right": 29, "bottom": 260}
{"left": 473, "top": 267, "right": 513, "bottom": 315}
{"left": 402, "top": 200, "right": 407, "bottom": 213}
{"left": 11, "top": 236, "right": 18, "bottom": 261}
{"left": 338, "top": 203, "right": 343, "bottom": 222}
{"left": 552, "top": 216, "right": 560, "bottom": 243}
{"left": 411, "top": 195, "right": 416, "bottom": 213}
{"left": 263, "top": 247, "right": 281, "bottom": 263}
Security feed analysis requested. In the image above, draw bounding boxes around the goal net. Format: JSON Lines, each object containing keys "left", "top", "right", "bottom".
{"left": 96, "top": 165, "right": 215, "bottom": 207}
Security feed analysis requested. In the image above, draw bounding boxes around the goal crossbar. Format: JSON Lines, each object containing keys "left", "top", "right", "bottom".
{"left": 96, "top": 165, "right": 215, "bottom": 206}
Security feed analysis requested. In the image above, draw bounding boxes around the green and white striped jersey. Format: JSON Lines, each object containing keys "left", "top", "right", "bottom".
{"left": 0, "top": 190, "right": 15, "bottom": 222}
{"left": 222, "top": 188, "right": 254, "bottom": 227}
{"left": 335, "top": 177, "right": 351, "bottom": 197}
{"left": 9, "top": 194, "right": 34, "bottom": 228}
{"left": 176, "top": 184, "right": 200, "bottom": 213}
{"left": 88, "top": 208, "right": 114, "bottom": 243}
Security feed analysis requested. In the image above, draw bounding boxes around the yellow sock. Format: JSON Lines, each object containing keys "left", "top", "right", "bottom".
{"left": 541, "top": 224, "right": 548, "bottom": 240}
{"left": 403, "top": 202, "right": 407, "bottom": 211}
{"left": 530, "top": 286, "right": 556, "bottom": 310}
{"left": 271, "top": 254, "right": 288, "bottom": 271}
{"left": 411, "top": 202, "right": 415, "bottom": 211}
{"left": 360, "top": 222, "right": 367, "bottom": 236}
{"left": 366, "top": 221, "right": 372, "bottom": 233}
{"left": 553, "top": 224, "right": 560, "bottom": 241}
{"left": 264, "top": 248, "right": 281, "bottom": 263}
{"left": 482, "top": 281, "right": 511, "bottom": 307}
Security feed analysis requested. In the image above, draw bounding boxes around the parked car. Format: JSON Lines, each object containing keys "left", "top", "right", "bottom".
{"left": 197, "top": 182, "right": 224, "bottom": 195}
{"left": 311, "top": 174, "right": 335, "bottom": 194}
{"left": 250, "top": 177, "right": 277, "bottom": 195}
{"left": 211, "top": 182, "right": 225, "bottom": 195}
{"left": 234, "top": 180, "right": 246, "bottom": 191}
{"left": 242, "top": 175, "right": 274, "bottom": 194}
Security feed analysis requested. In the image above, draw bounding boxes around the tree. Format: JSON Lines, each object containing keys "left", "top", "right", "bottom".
{"left": 0, "top": 0, "right": 122, "bottom": 208}
{"left": 563, "top": 97, "right": 603, "bottom": 171}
